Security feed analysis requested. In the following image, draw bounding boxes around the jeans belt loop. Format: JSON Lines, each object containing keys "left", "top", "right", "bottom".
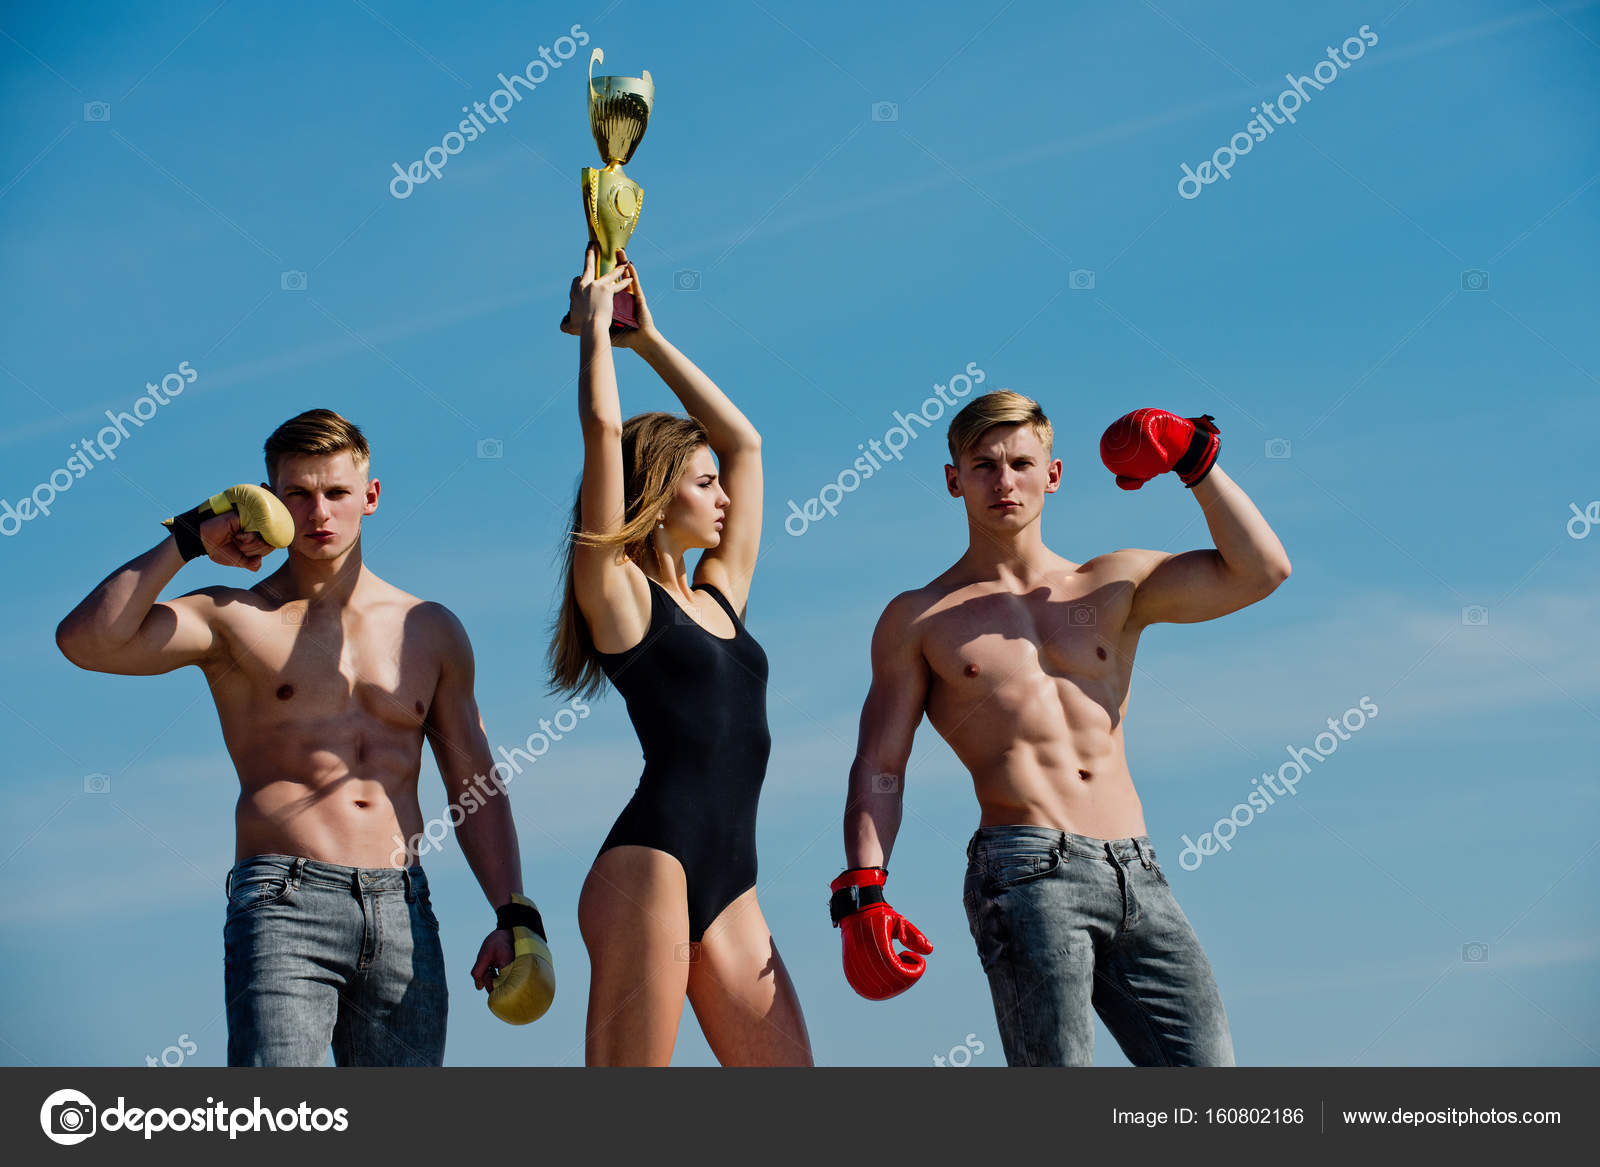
{"left": 403, "top": 867, "right": 414, "bottom": 903}
{"left": 1136, "top": 839, "right": 1152, "bottom": 870}
{"left": 1057, "top": 830, "right": 1068, "bottom": 860}
{"left": 224, "top": 867, "right": 232, "bottom": 897}
{"left": 289, "top": 856, "right": 305, "bottom": 891}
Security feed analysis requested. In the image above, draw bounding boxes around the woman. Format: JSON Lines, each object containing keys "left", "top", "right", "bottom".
{"left": 548, "top": 244, "right": 813, "bottom": 1066}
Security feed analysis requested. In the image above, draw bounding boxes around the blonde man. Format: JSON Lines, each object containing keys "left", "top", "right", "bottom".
{"left": 831, "top": 390, "right": 1290, "bottom": 1066}
{"left": 57, "top": 409, "right": 541, "bottom": 1065}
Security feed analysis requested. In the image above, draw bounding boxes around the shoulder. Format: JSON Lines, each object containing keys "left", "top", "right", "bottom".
{"left": 174, "top": 583, "right": 256, "bottom": 609}
{"left": 408, "top": 599, "right": 471, "bottom": 648}
{"left": 873, "top": 583, "right": 939, "bottom": 642}
{"left": 1079, "top": 547, "right": 1168, "bottom": 583}
{"left": 169, "top": 583, "right": 272, "bottom": 626}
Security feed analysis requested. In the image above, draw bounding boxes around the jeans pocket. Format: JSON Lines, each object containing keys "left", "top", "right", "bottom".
{"left": 226, "top": 874, "right": 293, "bottom": 915}
{"left": 981, "top": 846, "right": 1062, "bottom": 891}
{"left": 414, "top": 889, "right": 441, "bottom": 932}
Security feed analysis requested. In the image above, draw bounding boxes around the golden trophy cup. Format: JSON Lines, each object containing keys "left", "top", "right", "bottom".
{"left": 581, "top": 48, "right": 653, "bottom": 330}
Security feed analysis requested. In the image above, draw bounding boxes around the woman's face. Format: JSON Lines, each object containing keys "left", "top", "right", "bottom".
{"left": 660, "top": 445, "right": 729, "bottom": 549}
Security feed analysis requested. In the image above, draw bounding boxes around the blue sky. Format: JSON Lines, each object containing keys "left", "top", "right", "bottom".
{"left": 1, "top": 0, "right": 1596, "bottom": 1067}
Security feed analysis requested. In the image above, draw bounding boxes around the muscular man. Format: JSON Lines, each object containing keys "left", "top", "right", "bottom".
{"left": 56, "top": 408, "right": 547, "bottom": 1065}
{"left": 832, "top": 391, "right": 1290, "bottom": 1065}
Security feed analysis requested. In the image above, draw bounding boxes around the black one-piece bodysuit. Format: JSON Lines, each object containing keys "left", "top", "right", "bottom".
{"left": 592, "top": 574, "right": 773, "bottom": 942}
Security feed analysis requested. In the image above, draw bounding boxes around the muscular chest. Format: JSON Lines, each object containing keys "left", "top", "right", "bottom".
{"left": 218, "top": 606, "right": 438, "bottom": 729}
{"left": 925, "top": 584, "right": 1130, "bottom": 696}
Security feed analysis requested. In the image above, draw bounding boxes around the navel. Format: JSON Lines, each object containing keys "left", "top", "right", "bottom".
{"left": 1078, "top": 769, "right": 1093, "bottom": 780}
{"left": 354, "top": 800, "right": 369, "bottom": 809}
{"left": 415, "top": 700, "right": 425, "bottom": 716}
{"left": 964, "top": 663, "right": 980, "bottom": 677}
{"left": 275, "top": 684, "right": 294, "bottom": 700}
{"left": 1096, "top": 647, "right": 1107, "bottom": 660}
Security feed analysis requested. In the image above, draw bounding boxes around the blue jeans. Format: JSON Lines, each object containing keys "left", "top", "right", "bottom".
{"left": 962, "top": 825, "right": 1235, "bottom": 1067}
{"left": 223, "top": 854, "right": 448, "bottom": 1066}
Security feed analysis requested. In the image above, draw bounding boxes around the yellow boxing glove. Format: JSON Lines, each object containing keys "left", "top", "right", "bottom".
{"left": 488, "top": 893, "right": 556, "bottom": 1025}
{"left": 161, "top": 484, "right": 294, "bottom": 561}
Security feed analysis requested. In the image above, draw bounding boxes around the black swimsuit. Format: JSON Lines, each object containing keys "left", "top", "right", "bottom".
{"left": 593, "top": 575, "right": 772, "bottom": 942}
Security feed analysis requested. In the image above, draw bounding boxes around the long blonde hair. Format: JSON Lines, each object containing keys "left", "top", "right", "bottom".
{"left": 548, "top": 411, "right": 711, "bottom": 698}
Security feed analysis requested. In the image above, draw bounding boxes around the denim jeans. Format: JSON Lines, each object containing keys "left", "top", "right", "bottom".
{"left": 962, "top": 825, "right": 1234, "bottom": 1067}
{"left": 223, "top": 853, "right": 448, "bottom": 1066}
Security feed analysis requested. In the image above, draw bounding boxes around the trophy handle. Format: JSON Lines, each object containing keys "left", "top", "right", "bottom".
{"left": 588, "top": 48, "right": 603, "bottom": 104}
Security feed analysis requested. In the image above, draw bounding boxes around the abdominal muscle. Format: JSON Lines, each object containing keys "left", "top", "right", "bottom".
{"left": 227, "top": 715, "right": 427, "bottom": 868}
{"left": 935, "top": 676, "right": 1150, "bottom": 841}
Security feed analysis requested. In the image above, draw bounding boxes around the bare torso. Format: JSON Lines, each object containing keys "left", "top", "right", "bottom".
{"left": 195, "top": 569, "right": 447, "bottom": 866}
{"left": 915, "top": 551, "right": 1150, "bottom": 839}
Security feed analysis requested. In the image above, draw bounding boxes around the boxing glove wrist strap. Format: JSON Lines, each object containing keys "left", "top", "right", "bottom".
{"left": 161, "top": 492, "right": 235, "bottom": 562}
{"left": 829, "top": 866, "right": 889, "bottom": 926}
{"left": 1173, "top": 415, "right": 1219, "bottom": 487}
{"left": 496, "top": 900, "right": 546, "bottom": 939}
{"left": 163, "top": 503, "right": 210, "bottom": 561}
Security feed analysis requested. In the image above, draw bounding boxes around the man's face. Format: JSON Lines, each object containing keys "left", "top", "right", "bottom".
{"left": 269, "top": 451, "right": 378, "bottom": 560}
{"left": 945, "top": 424, "right": 1061, "bottom": 532}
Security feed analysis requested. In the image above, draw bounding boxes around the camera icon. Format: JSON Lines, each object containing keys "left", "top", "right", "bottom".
{"left": 1265, "top": 438, "right": 1292, "bottom": 459}
{"left": 83, "top": 101, "right": 111, "bottom": 123}
{"left": 871, "top": 773, "right": 901, "bottom": 794}
{"left": 1462, "top": 942, "right": 1489, "bottom": 963}
{"left": 1070, "top": 606, "right": 1096, "bottom": 626}
{"left": 44, "top": 1092, "right": 97, "bottom": 1145}
{"left": 1068, "top": 269, "right": 1096, "bottom": 291}
{"left": 870, "top": 101, "right": 899, "bottom": 122}
{"left": 476, "top": 438, "right": 504, "bottom": 460}
{"left": 83, "top": 773, "right": 111, "bottom": 795}
{"left": 1460, "top": 269, "right": 1489, "bottom": 292}
{"left": 1461, "top": 605, "right": 1489, "bottom": 627}
{"left": 280, "top": 270, "right": 307, "bottom": 292}
{"left": 673, "top": 269, "right": 701, "bottom": 292}
{"left": 675, "top": 941, "right": 701, "bottom": 963}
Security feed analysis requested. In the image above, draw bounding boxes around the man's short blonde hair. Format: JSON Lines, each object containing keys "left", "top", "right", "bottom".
{"left": 264, "top": 409, "right": 371, "bottom": 485}
{"left": 946, "top": 389, "right": 1053, "bottom": 466}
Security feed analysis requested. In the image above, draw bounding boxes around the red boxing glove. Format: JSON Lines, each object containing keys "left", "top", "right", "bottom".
{"left": 830, "top": 867, "right": 933, "bottom": 1001}
{"left": 1099, "top": 409, "right": 1221, "bottom": 490}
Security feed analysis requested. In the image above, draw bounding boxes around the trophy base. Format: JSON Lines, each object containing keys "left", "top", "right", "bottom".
{"left": 558, "top": 298, "right": 637, "bottom": 336}
{"left": 611, "top": 291, "right": 639, "bottom": 331}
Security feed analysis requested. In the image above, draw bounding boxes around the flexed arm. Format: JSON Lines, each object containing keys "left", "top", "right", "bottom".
{"left": 1098, "top": 409, "right": 1291, "bottom": 626}
{"left": 611, "top": 253, "right": 763, "bottom": 616}
{"left": 1127, "top": 464, "right": 1292, "bottom": 626}
{"left": 54, "top": 486, "right": 282, "bottom": 674}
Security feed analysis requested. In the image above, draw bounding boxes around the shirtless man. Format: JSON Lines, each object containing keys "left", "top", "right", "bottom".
{"left": 830, "top": 390, "right": 1291, "bottom": 1066}
{"left": 56, "top": 408, "right": 546, "bottom": 1065}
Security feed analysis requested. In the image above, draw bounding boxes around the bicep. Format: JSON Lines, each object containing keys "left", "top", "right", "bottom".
{"left": 89, "top": 594, "right": 220, "bottom": 676}
{"left": 1129, "top": 548, "right": 1259, "bottom": 626}
{"left": 695, "top": 444, "right": 761, "bottom": 615}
